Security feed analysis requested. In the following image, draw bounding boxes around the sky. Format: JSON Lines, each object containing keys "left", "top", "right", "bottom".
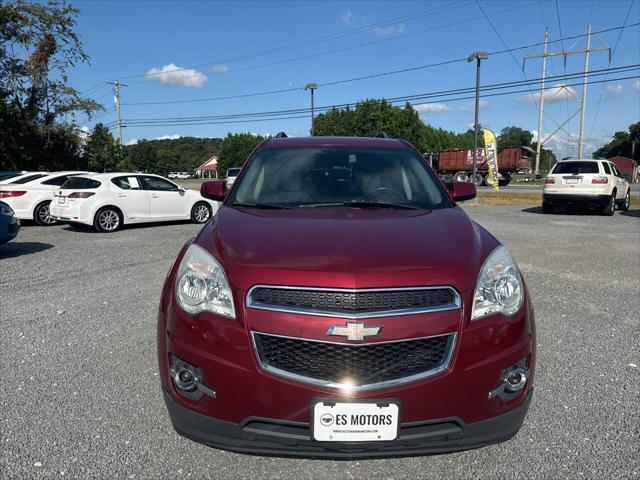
{"left": 69, "top": 0, "right": 640, "bottom": 158}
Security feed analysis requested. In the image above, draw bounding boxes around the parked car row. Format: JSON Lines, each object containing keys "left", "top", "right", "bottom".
{"left": 0, "top": 171, "right": 219, "bottom": 233}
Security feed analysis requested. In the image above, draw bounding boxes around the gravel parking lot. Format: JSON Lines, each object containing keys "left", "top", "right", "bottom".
{"left": 1, "top": 205, "right": 639, "bottom": 479}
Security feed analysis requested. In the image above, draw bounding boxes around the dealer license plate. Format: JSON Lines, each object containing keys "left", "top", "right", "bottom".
{"left": 312, "top": 401, "right": 399, "bottom": 442}
{"left": 566, "top": 178, "right": 580, "bottom": 184}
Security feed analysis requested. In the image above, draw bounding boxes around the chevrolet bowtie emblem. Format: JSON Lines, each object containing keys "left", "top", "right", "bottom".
{"left": 326, "top": 322, "right": 383, "bottom": 341}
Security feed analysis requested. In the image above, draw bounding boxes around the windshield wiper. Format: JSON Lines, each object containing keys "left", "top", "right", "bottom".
{"left": 230, "top": 201, "right": 293, "bottom": 209}
{"left": 298, "top": 201, "right": 421, "bottom": 210}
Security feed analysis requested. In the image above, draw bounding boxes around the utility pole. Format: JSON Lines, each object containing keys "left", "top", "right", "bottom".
{"left": 305, "top": 83, "right": 318, "bottom": 136}
{"left": 534, "top": 28, "right": 548, "bottom": 178}
{"left": 467, "top": 52, "right": 488, "bottom": 185}
{"left": 107, "top": 80, "right": 128, "bottom": 146}
{"left": 577, "top": 25, "right": 591, "bottom": 159}
{"left": 524, "top": 25, "right": 610, "bottom": 166}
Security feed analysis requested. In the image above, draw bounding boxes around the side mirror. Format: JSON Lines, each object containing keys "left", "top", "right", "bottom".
{"left": 201, "top": 180, "right": 227, "bottom": 201}
{"left": 449, "top": 181, "right": 476, "bottom": 202}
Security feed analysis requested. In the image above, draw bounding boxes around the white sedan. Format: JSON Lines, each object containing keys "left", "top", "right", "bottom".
{"left": 0, "top": 171, "right": 89, "bottom": 225}
{"left": 50, "top": 173, "right": 219, "bottom": 232}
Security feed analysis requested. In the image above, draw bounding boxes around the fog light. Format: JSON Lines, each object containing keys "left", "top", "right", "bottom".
{"left": 174, "top": 367, "right": 198, "bottom": 392}
{"left": 169, "top": 354, "right": 217, "bottom": 400}
{"left": 504, "top": 367, "right": 527, "bottom": 393}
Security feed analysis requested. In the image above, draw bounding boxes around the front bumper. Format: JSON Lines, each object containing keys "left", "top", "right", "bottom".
{"left": 543, "top": 193, "right": 610, "bottom": 208}
{"left": 164, "top": 389, "right": 533, "bottom": 458}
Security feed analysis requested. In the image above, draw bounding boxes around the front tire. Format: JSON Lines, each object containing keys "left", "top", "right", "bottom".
{"left": 602, "top": 194, "right": 615, "bottom": 216}
{"left": 94, "top": 207, "right": 122, "bottom": 232}
{"left": 542, "top": 203, "right": 554, "bottom": 214}
{"left": 191, "top": 202, "right": 212, "bottom": 224}
{"left": 34, "top": 201, "right": 58, "bottom": 226}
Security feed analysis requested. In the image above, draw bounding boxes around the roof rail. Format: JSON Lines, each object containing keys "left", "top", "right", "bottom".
{"left": 375, "top": 132, "right": 391, "bottom": 138}
{"left": 274, "top": 131, "right": 288, "bottom": 138}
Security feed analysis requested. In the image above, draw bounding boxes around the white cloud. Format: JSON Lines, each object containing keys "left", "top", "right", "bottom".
{"left": 458, "top": 100, "right": 488, "bottom": 111}
{"left": 79, "top": 126, "right": 90, "bottom": 141}
{"left": 372, "top": 23, "right": 405, "bottom": 36}
{"left": 519, "top": 83, "right": 577, "bottom": 104}
{"left": 125, "top": 138, "right": 139, "bottom": 146}
{"left": 212, "top": 64, "right": 229, "bottom": 73}
{"left": 146, "top": 63, "right": 207, "bottom": 88}
{"left": 413, "top": 103, "right": 451, "bottom": 113}
{"left": 633, "top": 80, "right": 640, "bottom": 92}
{"left": 340, "top": 10, "right": 353, "bottom": 25}
{"left": 603, "top": 84, "right": 624, "bottom": 97}
{"left": 156, "top": 134, "right": 181, "bottom": 141}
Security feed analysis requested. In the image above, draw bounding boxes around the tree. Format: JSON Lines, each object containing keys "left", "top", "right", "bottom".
{"left": 593, "top": 123, "right": 640, "bottom": 161}
{"left": 84, "top": 123, "right": 118, "bottom": 172}
{"left": 0, "top": 1, "right": 102, "bottom": 171}
{"left": 497, "top": 126, "right": 533, "bottom": 148}
{"left": 313, "top": 99, "right": 479, "bottom": 153}
{"left": 123, "top": 137, "right": 223, "bottom": 173}
{"left": 217, "top": 133, "right": 265, "bottom": 174}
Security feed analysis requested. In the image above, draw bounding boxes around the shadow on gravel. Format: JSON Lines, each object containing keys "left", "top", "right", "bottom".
{"left": 521, "top": 206, "right": 596, "bottom": 216}
{"left": 61, "top": 220, "right": 193, "bottom": 234}
{"left": 0, "top": 241, "right": 53, "bottom": 259}
{"left": 619, "top": 209, "right": 640, "bottom": 218}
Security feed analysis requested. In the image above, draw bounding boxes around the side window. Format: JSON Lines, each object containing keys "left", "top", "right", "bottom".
{"left": 611, "top": 164, "right": 622, "bottom": 177}
{"left": 42, "top": 175, "right": 70, "bottom": 186}
{"left": 602, "top": 162, "right": 611, "bottom": 175}
{"left": 111, "top": 176, "right": 141, "bottom": 190}
{"left": 139, "top": 175, "right": 179, "bottom": 191}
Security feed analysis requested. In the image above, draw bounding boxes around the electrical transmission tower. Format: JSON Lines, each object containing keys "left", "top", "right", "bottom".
{"left": 106, "top": 80, "right": 128, "bottom": 146}
{"left": 524, "top": 25, "right": 611, "bottom": 175}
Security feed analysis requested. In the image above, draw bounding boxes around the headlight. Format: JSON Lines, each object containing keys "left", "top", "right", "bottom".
{"left": 175, "top": 244, "right": 235, "bottom": 318}
{"left": 471, "top": 246, "right": 523, "bottom": 321}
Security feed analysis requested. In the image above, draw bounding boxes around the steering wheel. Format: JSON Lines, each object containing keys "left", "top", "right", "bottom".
{"left": 366, "top": 186, "right": 405, "bottom": 201}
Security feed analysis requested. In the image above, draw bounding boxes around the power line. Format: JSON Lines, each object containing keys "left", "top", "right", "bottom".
{"left": 119, "top": 76, "right": 638, "bottom": 129}
{"left": 555, "top": 0, "right": 572, "bottom": 158}
{"left": 118, "top": 67, "right": 639, "bottom": 127}
{"left": 119, "top": 1, "right": 471, "bottom": 82}
{"left": 121, "top": 1, "right": 540, "bottom": 86}
{"left": 120, "top": 22, "right": 640, "bottom": 107}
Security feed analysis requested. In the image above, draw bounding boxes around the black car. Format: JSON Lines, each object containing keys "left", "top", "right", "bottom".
{"left": 0, "top": 201, "right": 20, "bottom": 244}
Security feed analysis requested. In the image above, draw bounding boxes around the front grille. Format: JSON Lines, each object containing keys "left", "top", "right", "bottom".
{"left": 247, "top": 286, "right": 458, "bottom": 318}
{"left": 252, "top": 332, "right": 455, "bottom": 391}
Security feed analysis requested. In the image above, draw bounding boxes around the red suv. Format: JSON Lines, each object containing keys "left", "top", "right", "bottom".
{"left": 157, "top": 136, "right": 535, "bottom": 457}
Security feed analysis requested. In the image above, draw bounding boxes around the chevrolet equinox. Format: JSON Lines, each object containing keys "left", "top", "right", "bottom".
{"left": 157, "top": 135, "right": 535, "bottom": 457}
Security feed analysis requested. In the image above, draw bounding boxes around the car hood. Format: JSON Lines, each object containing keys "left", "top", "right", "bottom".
{"left": 195, "top": 206, "right": 499, "bottom": 292}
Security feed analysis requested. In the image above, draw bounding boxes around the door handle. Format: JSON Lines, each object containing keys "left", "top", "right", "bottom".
{"left": 151, "top": 194, "right": 160, "bottom": 198}
{"left": 116, "top": 194, "right": 127, "bottom": 197}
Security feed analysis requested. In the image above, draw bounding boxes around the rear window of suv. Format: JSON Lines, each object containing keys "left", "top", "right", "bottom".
{"left": 9, "top": 173, "right": 48, "bottom": 184}
{"left": 552, "top": 162, "right": 600, "bottom": 174}
{"left": 61, "top": 177, "right": 101, "bottom": 189}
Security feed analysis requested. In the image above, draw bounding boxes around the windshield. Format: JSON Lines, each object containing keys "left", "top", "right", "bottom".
{"left": 230, "top": 146, "right": 451, "bottom": 209}
{"left": 552, "top": 161, "right": 600, "bottom": 174}
{"left": 227, "top": 168, "right": 241, "bottom": 177}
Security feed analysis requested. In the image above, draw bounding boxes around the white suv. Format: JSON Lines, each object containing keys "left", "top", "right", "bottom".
{"left": 542, "top": 159, "right": 630, "bottom": 215}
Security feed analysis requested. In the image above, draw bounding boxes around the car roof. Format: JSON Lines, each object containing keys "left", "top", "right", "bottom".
{"left": 261, "top": 136, "right": 410, "bottom": 149}
{"left": 79, "top": 172, "right": 165, "bottom": 180}
{"left": 555, "top": 159, "right": 600, "bottom": 163}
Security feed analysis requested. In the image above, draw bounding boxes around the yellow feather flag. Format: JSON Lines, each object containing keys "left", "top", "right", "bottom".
{"left": 483, "top": 129, "right": 499, "bottom": 192}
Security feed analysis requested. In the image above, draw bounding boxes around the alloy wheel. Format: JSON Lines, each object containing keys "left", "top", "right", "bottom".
{"left": 194, "top": 204, "right": 210, "bottom": 223}
{"left": 98, "top": 210, "right": 120, "bottom": 231}
{"left": 38, "top": 203, "right": 57, "bottom": 225}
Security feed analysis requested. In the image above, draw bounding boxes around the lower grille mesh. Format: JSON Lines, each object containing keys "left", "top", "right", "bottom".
{"left": 253, "top": 333, "right": 453, "bottom": 387}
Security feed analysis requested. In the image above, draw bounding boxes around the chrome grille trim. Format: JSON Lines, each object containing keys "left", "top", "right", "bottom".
{"left": 250, "top": 331, "right": 457, "bottom": 393}
{"left": 245, "top": 285, "right": 461, "bottom": 319}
